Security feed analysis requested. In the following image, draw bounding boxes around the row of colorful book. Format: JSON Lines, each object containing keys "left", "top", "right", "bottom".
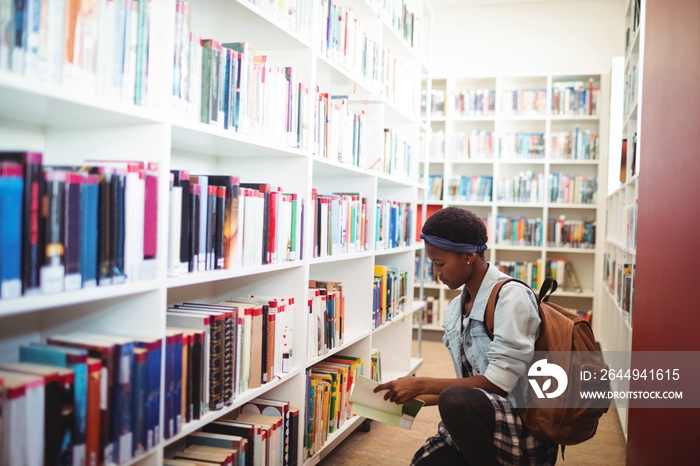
{"left": 168, "top": 171, "right": 303, "bottom": 277}
{"left": 497, "top": 132, "right": 546, "bottom": 159}
{"left": 453, "top": 89, "right": 497, "bottom": 116}
{"left": 548, "top": 173, "right": 598, "bottom": 205}
{"left": 551, "top": 79, "right": 601, "bottom": 116}
{"left": 0, "top": 332, "right": 164, "bottom": 466}
{"left": 492, "top": 215, "right": 544, "bottom": 247}
{"left": 412, "top": 295, "right": 447, "bottom": 327}
{"left": 500, "top": 88, "right": 547, "bottom": 115}
{"left": 164, "top": 396, "right": 301, "bottom": 466}
{"left": 414, "top": 254, "right": 436, "bottom": 285}
{"left": 372, "top": 265, "right": 409, "bottom": 329}
{"left": 0, "top": 152, "right": 158, "bottom": 300}
{"left": 445, "top": 175, "right": 494, "bottom": 203}
{"left": 381, "top": 128, "right": 415, "bottom": 179}
{"left": 304, "top": 354, "right": 362, "bottom": 459}
{"left": 544, "top": 216, "right": 596, "bottom": 249}
{"left": 494, "top": 258, "right": 583, "bottom": 293}
{"left": 311, "top": 190, "right": 368, "bottom": 258}
{"left": 425, "top": 174, "right": 444, "bottom": 201}
{"left": 603, "top": 254, "right": 635, "bottom": 325}
{"left": 447, "top": 128, "right": 598, "bottom": 161}
{"left": 318, "top": 2, "right": 382, "bottom": 91}
{"left": 313, "top": 96, "right": 415, "bottom": 180}
{"left": 380, "top": 0, "right": 423, "bottom": 50}
{"left": 550, "top": 128, "right": 599, "bottom": 160}
{"left": 173, "top": 2, "right": 310, "bottom": 149}
{"left": 317, "top": 1, "right": 419, "bottom": 112}
{"left": 453, "top": 130, "right": 494, "bottom": 160}
{"left": 314, "top": 93, "right": 367, "bottom": 168}
{"left": 496, "top": 171, "right": 545, "bottom": 203}
{"left": 375, "top": 199, "right": 413, "bottom": 251}
{"left": 427, "top": 84, "right": 601, "bottom": 118}
{"left": 166, "top": 294, "right": 295, "bottom": 431}
{"left": 243, "top": 0, "right": 311, "bottom": 38}
{"left": 307, "top": 280, "right": 345, "bottom": 360}
{"left": 0, "top": 0, "right": 154, "bottom": 106}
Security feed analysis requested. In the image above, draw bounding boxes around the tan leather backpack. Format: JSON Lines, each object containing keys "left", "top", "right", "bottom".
{"left": 484, "top": 277, "right": 610, "bottom": 446}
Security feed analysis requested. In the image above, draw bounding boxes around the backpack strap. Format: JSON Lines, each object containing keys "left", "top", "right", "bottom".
{"left": 484, "top": 278, "right": 530, "bottom": 340}
{"left": 538, "top": 276, "right": 557, "bottom": 303}
{"left": 484, "top": 277, "right": 557, "bottom": 339}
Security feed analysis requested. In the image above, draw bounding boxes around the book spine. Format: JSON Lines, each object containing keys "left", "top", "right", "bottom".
{"left": 64, "top": 172, "right": 83, "bottom": 291}
{"left": 143, "top": 163, "right": 158, "bottom": 260}
{"left": 22, "top": 152, "right": 44, "bottom": 294}
{"left": 208, "top": 315, "right": 224, "bottom": 410}
{"left": 222, "top": 313, "right": 234, "bottom": 406}
{"left": 0, "top": 165, "right": 23, "bottom": 298}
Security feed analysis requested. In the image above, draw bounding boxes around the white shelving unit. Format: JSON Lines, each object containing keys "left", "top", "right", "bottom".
{"left": 597, "top": 0, "right": 645, "bottom": 441}
{"left": 0, "top": 0, "right": 428, "bottom": 465}
{"left": 414, "top": 73, "right": 610, "bottom": 332}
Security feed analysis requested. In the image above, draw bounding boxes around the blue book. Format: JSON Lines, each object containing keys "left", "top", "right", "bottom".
{"left": 223, "top": 48, "right": 231, "bottom": 130}
{"left": 0, "top": 164, "right": 23, "bottom": 298}
{"left": 134, "top": 337, "right": 162, "bottom": 450}
{"left": 163, "top": 331, "right": 176, "bottom": 439}
{"left": 165, "top": 329, "right": 183, "bottom": 438}
{"left": 50, "top": 332, "right": 135, "bottom": 464}
{"left": 20, "top": 343, "right": 88, "bottom": 465}
{"left": 81, "top": 174, "right": 99, "bottom": 287}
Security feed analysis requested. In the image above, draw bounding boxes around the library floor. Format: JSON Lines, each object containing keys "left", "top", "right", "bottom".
{"left": 321, "top": 338, "right": 627, "bottom": 465}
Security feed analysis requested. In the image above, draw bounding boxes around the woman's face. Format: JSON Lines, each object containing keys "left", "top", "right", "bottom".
{"left": 425, "top": 243, "right": 471, "bottom": 290}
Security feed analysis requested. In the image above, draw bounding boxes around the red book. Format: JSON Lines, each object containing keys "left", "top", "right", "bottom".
{"left": 144, "top": 162, "right": 158, "bottom": 259}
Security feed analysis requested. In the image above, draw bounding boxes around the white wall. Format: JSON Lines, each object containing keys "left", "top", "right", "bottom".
{"left": 430, "top": 0, "right": 627, "bottom": 77}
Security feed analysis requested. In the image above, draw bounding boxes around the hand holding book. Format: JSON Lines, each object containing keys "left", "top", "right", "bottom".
{"left": 350, "top": 376, "right": 424, "bottom": 430}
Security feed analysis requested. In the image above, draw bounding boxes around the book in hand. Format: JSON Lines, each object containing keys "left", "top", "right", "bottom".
{"left": 349, "top": 376, "right": 424, "bottom": 430}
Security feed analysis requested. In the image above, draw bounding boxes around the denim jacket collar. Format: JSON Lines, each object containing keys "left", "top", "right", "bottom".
{"left": 461, "top": 263, "right": 502, "bottom": 323}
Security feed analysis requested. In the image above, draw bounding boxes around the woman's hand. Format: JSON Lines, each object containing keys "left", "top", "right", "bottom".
{"left": 374, "top": 377, "right": 424, "bottom": 404}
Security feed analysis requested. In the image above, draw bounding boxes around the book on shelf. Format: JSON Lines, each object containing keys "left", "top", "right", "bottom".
{"left": 164, "top": 329, "right": 184, "bottom": 439}
{"left": 620, "top": 138, "right": 628, "bottom": 183}
{"left": 202, "top": 419, "right": 264, "bottom": 466}
{"left": 304, "top": 354, "right": 362, "bottom": 456}
{"left": 234, "top": 411, "right": 284, "bottom": 466}
{"left": 0, "top": 160, "right": 23, "bottom": 298}
{"left": 565, "top": 261, "right": 583, "bottom": 293}
{"left": 349, "top": 376, "right": 424, "bottom": 430}
{"left": 0, "top": 362, "right": 75, "bottom": 466}
{"left": 247, "top": 295, "right": 295, "bottom": 374}
{"left": 173, "top": 303, "right": 237, "bottom": 407}
{"left": 18, "top": 343, "right": 90, "bottom": 465}
{"left": 240, "top": 397, "right": 297, "bottom": 466}
{"left": 47, "top": 332, "right": 135, "bottom": 464}
{"left": 174, "top": 447, "right": 233, "bottom": 465}
{"left": 0, "top": 369, "right": 45, "bottom": 466}
{"left": 185, "top": 431, "right": 248, "bottom": 466}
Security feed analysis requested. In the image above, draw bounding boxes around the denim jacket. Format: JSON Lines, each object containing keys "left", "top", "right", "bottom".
{"left": 442, "top": 263, "right": 540, "bottom": 408}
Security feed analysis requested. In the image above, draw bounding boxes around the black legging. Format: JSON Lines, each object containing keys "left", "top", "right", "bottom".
{"left": 415, "top": 386, "right": 497, "bottom": 466}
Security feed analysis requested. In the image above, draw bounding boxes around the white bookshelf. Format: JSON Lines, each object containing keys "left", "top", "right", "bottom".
{"left": 0, "top": 0, "right": 428, "bottom": 464}
{"left": 597, "top": 0, "right": 645, "bottom": 441}
{"left": 414, "top": 72, "right": 610, "bottom": 332}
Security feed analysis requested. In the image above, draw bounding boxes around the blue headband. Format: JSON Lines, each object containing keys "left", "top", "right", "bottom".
{"left": 420, "top": 233, "right": 488, "bottom": 254}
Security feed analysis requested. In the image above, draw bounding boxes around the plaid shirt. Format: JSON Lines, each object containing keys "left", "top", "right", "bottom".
{"left": 410, "top": 316, "right": 558, "bottom": 465}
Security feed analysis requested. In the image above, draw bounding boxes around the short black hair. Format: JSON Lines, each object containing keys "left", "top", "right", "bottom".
{"left": 422, "top": 207, "right": 488, "bottom": 258}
